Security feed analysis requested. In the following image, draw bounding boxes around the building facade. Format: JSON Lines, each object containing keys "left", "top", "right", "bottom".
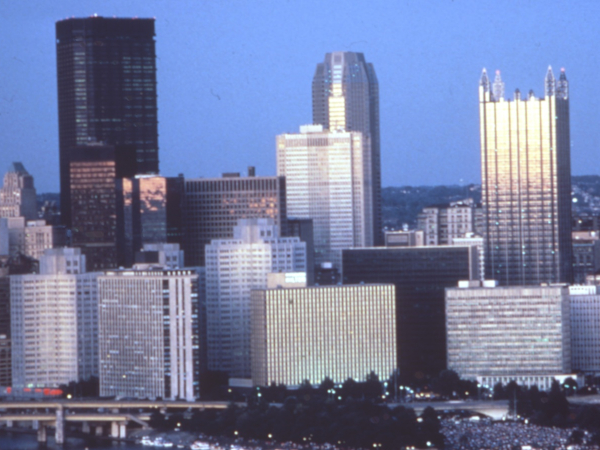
{"left": 2, "top": 217, "right": 66, "bottom": 261}
{"left": 417, "top": 200, "right": 482, "bottom": 246}
{"left": 205, "top": 219, "right": 306, "bottom": 378}
{"left": 251, "top": 284, "right": 396, "bottom": 387}
{"left": 10, "top": 248, "right": 99, "bottom": 388}
{"left": 342, "top": 246, "right": 479, "bottom": 380}
{"left": 312, "top": 51, "right": 382, "bottom": 245}
{"left": 183, "top": 172, "right": 287, "bottom": 267}
{"left": 570, "top": 285, "right": 600, "bottom": 375}
{"left": 446, "top": 283, "right": 571, "bottom": 381}
{"left": 56, "top": 17, "right": 159, "bottom": 227}
{"left": 479, "top": 68, "right": 573, "bottom": 285}
{"left": 0, "top": 163, "right": 37, "bottom": 220}
{"left": 277, "top": 125, "right": 373, "bottom": 268}
{"left": 572, "top": 231, "right": 600, "bottom": 284}
{"left": 69, "top": 144, "right": 120, "bottom": 271}
{"left": 98, "top": 268, "right": 200, "bottom": 400}
{"left": 117, "top": 175, "right": 184, "bottom": 267}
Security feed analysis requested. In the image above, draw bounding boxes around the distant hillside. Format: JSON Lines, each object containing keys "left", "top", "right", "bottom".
{"left": 382, "top": 184, "right": 481, "bottom": 229}
{"left": 382, "top": 175, "right": 600, "bottom": 230}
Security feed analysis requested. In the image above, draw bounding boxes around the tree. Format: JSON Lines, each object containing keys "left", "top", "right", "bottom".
{"left": 434, "top": 370, "right": 460, "bottom": 399}
{"left": 364, "top": 372, "right": 383, "bottom": 400}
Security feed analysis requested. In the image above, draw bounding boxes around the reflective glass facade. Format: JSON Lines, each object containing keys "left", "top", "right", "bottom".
{"left": 313, "top": 52, "right": 382, "bottom": 245}
{"left": 69, "top": 145, "right": 118, "bottom": 271}
{"left": 56, "top": 17, "right": 158, "bottom": 226}
{"left": 479, "top": 68, "right": 573, "bottom": 285}
{"left": 116, "top": 175, "right": 184, "bottom": 267}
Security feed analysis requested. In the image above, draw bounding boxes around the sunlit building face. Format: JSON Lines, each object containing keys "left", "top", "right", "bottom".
{"left": 479, "top": 67, "right": 573, "bottom": 285}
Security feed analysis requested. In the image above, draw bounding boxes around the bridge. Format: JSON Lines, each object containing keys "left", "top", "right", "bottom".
{"left": 0, "top": 399, "right": 241, "bottom": 444}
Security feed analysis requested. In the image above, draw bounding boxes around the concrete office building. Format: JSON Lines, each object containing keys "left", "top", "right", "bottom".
{"left": 572, "top": 231, "right": 600, "bottom": 284}
{"left": 205, "top": 219, "right": 306, "bottom": 378}
{"left": 98, "top": 268, "right": 200, "bottom": 400}
{"left": 0, "top": 267, "right": 10, "bottom": 386}
{"left": 312, "top": 51, "right": 382, "bottom": 245}
{"left": 479, "top": 68, "right": 573, "bottom": 285}
{"left": 56, "top": 17, "right": 159, "bottom": 226}
{"left": 417, "top": 200, "right": 482, "bottom": 246}
{"left": 10, "top": 248, "right": 99, "bottom": 388}
{"left": 446, "top": 283, "right": 571, "bottom": 386}
{"left": 277, "top": 125, "right": 373, "bottom": 268}
{"left": 1, "top": 217, "right": 66, "bottom": 260}
{"left": 342, "top": 246, "right": 479, "bottom": 380}
{"left": 183, "top": 171, "right": 287, "bottom": 267}
{"left": 251, "top": 283, "right": 396, "bottom": 387}
{"left": 0, "top": 163, "right": 37, "bottom": 220}
{"left": 570, "top": 285, "right": 600, "bottom": 375}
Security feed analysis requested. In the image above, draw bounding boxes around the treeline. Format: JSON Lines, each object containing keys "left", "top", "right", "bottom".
{"left": 151, "top": 376, "right": 444, "bottom": 449}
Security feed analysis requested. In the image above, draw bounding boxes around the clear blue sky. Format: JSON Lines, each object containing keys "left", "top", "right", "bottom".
{"left": 1, "top": 0, "right": 600, "bottom": 193}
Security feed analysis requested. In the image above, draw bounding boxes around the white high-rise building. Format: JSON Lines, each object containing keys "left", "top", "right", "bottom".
{"left": 10, "top": 248, "right": 99, "bottom": 388}
{"left": 205, "top": 218, "right": 307, "bottom": 378}
{"left": 98, "top": 268, "right": 200, "bottom": 401}
{"left": 277, "top": 124, "right": 372, "bottom": 268}
{"left": 1, "top": 217, "right": 66, "bottom": 260}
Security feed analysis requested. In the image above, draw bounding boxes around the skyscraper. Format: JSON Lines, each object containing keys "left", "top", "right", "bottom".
{"left": 312, "top": 52, "right": 382, "bottom": 245}
{"left": 277, "top": 124, "right": 373, "bottom": 268}
{"left": 479, "top": 67, "right": 573, "bottom": 285}
{"left": 56, "top": 17, "right": 159, "bottom": 227}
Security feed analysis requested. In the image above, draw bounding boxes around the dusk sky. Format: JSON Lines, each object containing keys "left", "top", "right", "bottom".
{"left": 2, "top": 0, "right": 600, "bottom": 193}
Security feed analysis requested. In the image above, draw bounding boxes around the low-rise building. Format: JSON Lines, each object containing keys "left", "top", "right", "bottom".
{"left": 251, "top": 282, "right": 396, "bottom": 387}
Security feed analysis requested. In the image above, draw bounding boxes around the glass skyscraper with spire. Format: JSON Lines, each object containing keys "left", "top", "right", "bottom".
{"left": 479, "top": 67, "right": 573, "bottom": 285}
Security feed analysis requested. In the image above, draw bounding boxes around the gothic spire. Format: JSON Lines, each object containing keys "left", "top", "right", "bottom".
{"left": 480, "top": 68, "right": 490, "bottom": 93}
{"left": 492, "top": 70, "right": 505, "bottom": 101}
{"left": 545, "top": 66, "right": 555, "bottom": 97}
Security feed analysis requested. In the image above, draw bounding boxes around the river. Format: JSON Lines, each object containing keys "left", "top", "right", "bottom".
{"left": 0, "top": 431, "right": 145, "bottom": 449}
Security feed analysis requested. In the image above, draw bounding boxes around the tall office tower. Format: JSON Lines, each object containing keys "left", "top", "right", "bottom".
{"left": 10, "top": 248, "right": 99, "bottom": 388}
{"left": 205, "top": 218, "right": 306, "bottom": 378}
{"left": 56, "top": 17, "right": 158, "bottom": 227}
{"left": 0, "top": 163, "right": 37, "bottom": 220}
{"left": 287, "top": 218, "right": 315, "bottom": 285}
{"left": 277, "top": 124, "right": 373, "bottom": 268}
{"left": 479, "top": 67, "right": 573, "bottom": 285}
{"left": 117, "top": 175, "right": 184, "bottom": 267}
{"left": 251, "top": 282, "right": 396, "bottom": 387}
{"left": 417, "top": 200, "right": 482, "bottom": 246}
{"left": 446, "top": 282, "right": 571, "bottom": 390}
{"left": 183, "top": 171, "right": 287, "bottom": 266}
{"left": 98, "top": 268, "right": 200, "bottom": 400}
{"left": 313, "top": 52, "right": 382, "bottom": 245}
{"left": 342, "top": 246, "right": 479, "bottom": 380}
{"left": 69, "top": 144, "right": 121, "bottom": 271}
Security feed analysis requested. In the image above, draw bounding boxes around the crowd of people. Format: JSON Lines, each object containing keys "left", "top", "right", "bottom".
{"left": 441, "top": 417, "right": 596, "bottom": 449}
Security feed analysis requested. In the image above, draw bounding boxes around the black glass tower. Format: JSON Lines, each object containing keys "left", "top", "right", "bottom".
{"left": 56, "top": 17, "right": 159, "bottom": 227}
{"left": 312, "top": 52, "right": 382, "bottom": 245}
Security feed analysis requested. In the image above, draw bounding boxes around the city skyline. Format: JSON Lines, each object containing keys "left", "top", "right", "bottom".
{"left": 2, "top": 1, "right": 600, "bottom": 193}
